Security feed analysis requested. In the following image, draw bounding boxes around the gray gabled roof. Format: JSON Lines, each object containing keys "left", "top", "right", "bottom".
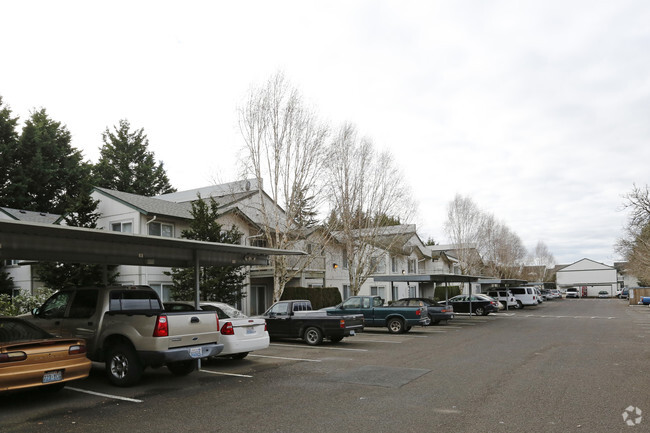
{"left": 93, "top": 187, "right": 193, "bottom": 220}
{"left": 0, "top": 207, "right": 63, "bottom": 224}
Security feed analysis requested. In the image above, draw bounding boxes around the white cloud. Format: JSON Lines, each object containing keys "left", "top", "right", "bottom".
{"left": 2, "top": 0, "right": 649, "bottom": 265}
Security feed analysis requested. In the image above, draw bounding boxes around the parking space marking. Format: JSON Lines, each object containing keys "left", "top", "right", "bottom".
{"left": 67, "top": 387, "right": 143, "bottom": 403}
{"left": 518, "top": 314, "right": 617, "bottom": 320}
{"left": 352, "top": 338, "right": 403, "bottom": 343}
{"left": 199, "top": 369, "right": 253, "bottom": 378}
{"left": 270, "top": 343, "right": 368, "bottom": 352}
{"left": 249, "top": 354, "right": 322, "bottom": 362}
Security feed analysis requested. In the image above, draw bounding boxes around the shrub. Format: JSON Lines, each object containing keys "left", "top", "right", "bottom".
{"left": 433, "top": 285, "right": 461, "bottom": 301}
{"left": 0, "top": 287, "right": 54, "bottom": 316}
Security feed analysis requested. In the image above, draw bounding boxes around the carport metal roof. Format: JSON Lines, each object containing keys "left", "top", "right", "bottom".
{"left": 478, "top": 278, "right": 528, "bottom": 287}
{"left": 0, "top": 219, "right": 303, "bottom": 268}
{"left": 372, "top": 273, "right": 480, "bottom": 284}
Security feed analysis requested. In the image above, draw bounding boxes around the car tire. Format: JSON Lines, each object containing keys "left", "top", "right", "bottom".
{"left": 167, "top": 360, "right": 197, "bottom": 376}
{"left": 230, "top": 352, "right": 249, "bottom": 360}
{"left": 474, "top": 306, "right": 485, "bottom": 316}
{"left": 387, "top": 318, "right": 404, "bottom": 334}
{"left": 516, "top": 300, "right": 523, "bottom": 309}
{"left": 105, "top": 342, "right": 143, "bottom": 387}
{"left": 404, "top": 325, "right": 412, "bottom": 333}
{"left": 330, "top": 336, "right": 344, "bottom": 343}
{"left": 304, "top": 327, "right": 323, "bottom": 345}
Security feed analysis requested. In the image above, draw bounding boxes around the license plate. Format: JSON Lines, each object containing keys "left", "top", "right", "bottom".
{"left": 350, "top": 330, "right": 355, "bottom": 336}
{"left": 43, "top": 370, "right": 63, "bottom": 384}
{"left": 246, "top": 327, "right": 256, "bottom": 335}
{"left": 189, "top": 347, "right": 203, "bottom": 358}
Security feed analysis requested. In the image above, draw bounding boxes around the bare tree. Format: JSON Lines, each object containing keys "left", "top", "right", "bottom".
{"left": 238, "top": 71, "right": 330, "bottom": 301}
{"left": 444, "top": 194, "right": 485, "bottom": 275}
{"left": 526, "top": 241, "right": 556, "bottom": 282}
{"left": 617, "top": 184, "right": 650, "bottom": 285}
{"left": 477, "top": 212, "right": 527, "bottom": 279}
{"left": 324, "top": 123, "right": 415, "bottom": 295}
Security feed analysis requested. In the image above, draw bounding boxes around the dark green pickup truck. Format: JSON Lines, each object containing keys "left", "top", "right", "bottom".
{"left": 324, "top": 295, "right": 428, "bottom": 333}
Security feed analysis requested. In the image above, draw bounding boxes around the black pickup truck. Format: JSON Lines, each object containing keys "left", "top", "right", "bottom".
{"left": 260, "top": 300, "right": 364, "bottom": 345}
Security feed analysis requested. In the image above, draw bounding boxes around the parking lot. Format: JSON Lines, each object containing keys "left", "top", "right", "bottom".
{"left": 3, "top": 298, "right": 650, "bottom": 432}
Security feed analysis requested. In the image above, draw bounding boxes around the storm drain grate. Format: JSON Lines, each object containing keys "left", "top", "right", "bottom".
{"left": 328, "top": 365, "right": 430, "bottom": 388}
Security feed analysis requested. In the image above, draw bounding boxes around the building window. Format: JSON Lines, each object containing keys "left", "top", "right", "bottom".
{"left": 148, "top": 222, "right": 173, "bottom": 238}
{"left": 251, "top": 238, "right": 267, "bottom": 248}
{"left": 370, "top": 286, "right": 385, "bottom": 298}
{"left": 370, "top": 257, "right": 385, "bottom": 274}
{"left": 111, "top": 221, "right": 132, "bottom": 233}
{"left": 408, "top": 259, "right": 416, "bottom": 274}
{"left": 408, "top": 285, "right": 416, "bottom": 297}
{"left": 391, "top": 257, "right": 398, "bottom": 273}
{"left": 149, "top": 283, "right": 174, "bottom": 302}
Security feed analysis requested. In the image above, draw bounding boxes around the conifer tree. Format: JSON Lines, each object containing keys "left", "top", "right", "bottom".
{"left": 94, "top": 119, "right": 175, "bottom": 196}
{"left": 0, "top": 108, "right": 89, "bottom": 214}
{"left": 167, "top": 195, "right": 247, "bottom": 305}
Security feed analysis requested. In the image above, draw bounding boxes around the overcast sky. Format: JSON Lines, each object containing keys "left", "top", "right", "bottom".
{"left": 3, "top": 1, "right": 649, "bottom": 265}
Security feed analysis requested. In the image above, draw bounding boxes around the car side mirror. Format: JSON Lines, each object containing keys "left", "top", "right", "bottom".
{"left": 32, "top": 307, "right": 40, "bottom": 317}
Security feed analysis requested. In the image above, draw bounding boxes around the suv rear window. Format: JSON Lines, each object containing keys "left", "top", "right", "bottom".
{"left": 109, "top": 290, "right": 162, "bottom": 311}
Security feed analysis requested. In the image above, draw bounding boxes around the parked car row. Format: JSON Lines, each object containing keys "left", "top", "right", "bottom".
{"left": 1, "top": 284, "right": 562, "bottom": 394}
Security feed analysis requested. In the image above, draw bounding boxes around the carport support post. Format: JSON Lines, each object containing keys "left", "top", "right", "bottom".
{"left": 469, "top": 281, "right": 473, "bottom": 317}
{"left": 194, "top": 252, "right": 201, "bottom": 370}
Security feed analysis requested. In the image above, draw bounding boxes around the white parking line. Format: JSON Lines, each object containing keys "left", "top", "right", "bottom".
{"left": 199, "top": 369, "right": 253, "bottom": 378}
{"left": 352, "top": 338, "right": 403, "bottom": 343}
{"left": 270, "top": 343, "right": 368, "bottom": 352}
{"left": 67, "top": 387, "right": 143, "bottom": 403}
{"left": 249, "top": 354, "right": 321, "bottom": 362}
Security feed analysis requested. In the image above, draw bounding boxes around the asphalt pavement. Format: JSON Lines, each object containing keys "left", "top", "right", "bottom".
{"left": 2, "top": 298, "right": 649, "bottom": 432}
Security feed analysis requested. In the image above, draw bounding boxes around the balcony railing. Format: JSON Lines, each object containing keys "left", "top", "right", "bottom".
{"left": 250, "top": 255, "right": 326, "bottom": 273}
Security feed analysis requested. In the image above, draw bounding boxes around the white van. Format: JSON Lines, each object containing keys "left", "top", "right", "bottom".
{"left": 485, "top": 290, "right": 518, "bottom": 309}
{"left": 509, "top": 287, "right": 538, "bottom": 308}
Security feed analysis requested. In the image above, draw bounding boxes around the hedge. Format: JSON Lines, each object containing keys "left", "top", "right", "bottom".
{"left": 280, "top": 287, "right": 342, "bottom": 309}
{"left": 433, "top": 285, "right": 461, "bottom": 301}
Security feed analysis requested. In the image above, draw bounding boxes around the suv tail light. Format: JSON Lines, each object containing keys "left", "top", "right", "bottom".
{"left": 153, "top": 315, "right": 169, "bottom": 337}
{"left": 339, "top": 319, "right": 345, "bottom": 329}
{"left": 221, "top": 322, "right": 234, "bottom": 335}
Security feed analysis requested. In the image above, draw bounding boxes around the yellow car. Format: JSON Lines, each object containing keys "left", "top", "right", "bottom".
{"left": 0, "top": 317, "right": 92, "bottom": 392}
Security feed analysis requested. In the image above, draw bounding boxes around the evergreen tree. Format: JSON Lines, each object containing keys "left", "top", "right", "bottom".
{"left": 167, "top": 195, "right": 247, "bottom": 305}
{"left": 292, "top": 187, "right": 319, "bottom": 228}
{"left": 0, "top": 108, "right": 89, "bottom": 214}
{"left": 0, "top": 271, "right": 14, "bottom": 297}
{"left": 94, "top": 119, "right": 175, "bottom": 196}
{"left": 0, "top": 96, "right": 19, "bottom": 194}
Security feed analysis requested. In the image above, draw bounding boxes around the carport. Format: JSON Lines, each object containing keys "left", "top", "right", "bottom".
{"left": 372, "top": 273, "right": 481, "bottom": 315}
{"left": 0, "top": 219, "right": 303, "bottom": 307}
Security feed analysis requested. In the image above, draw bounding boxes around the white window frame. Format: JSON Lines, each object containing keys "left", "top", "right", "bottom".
{"left": 148, "top": 221, "right": 174, "bottom": 238}
{"left": 111, "top": 220, "right": 133, "bottom": 233}
{"left": 370, "top": 286, "right": 385, "bottom": 298}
